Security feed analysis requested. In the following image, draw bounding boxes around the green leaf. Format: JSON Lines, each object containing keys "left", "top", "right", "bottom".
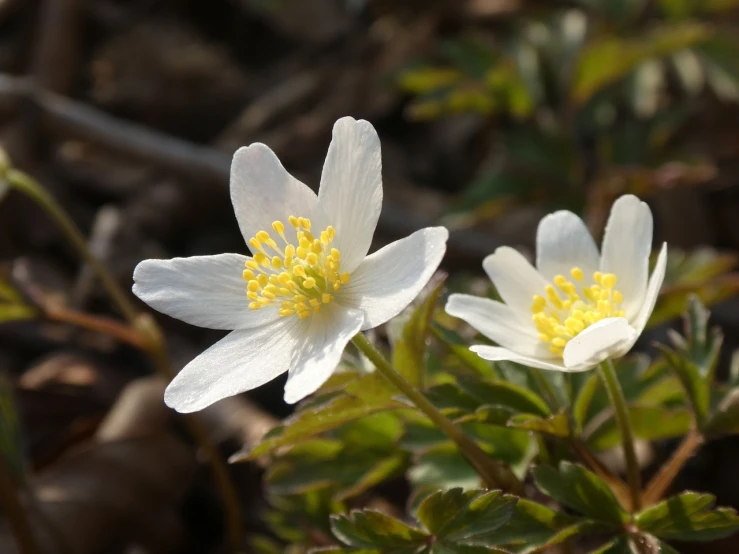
{"left": 651, "top": 248, "right": 739, "bottom": 328}
{"left": 417, "top": 488, "right": 517, "bottom": 546}
{"left": 426, "top": 383, "right": 483, "bottom": 416}
{"left": 704, "top": 388, "right": 739, "bottom": 437}
{"left": 658, "top": 295, "right": 722, "bottom": 428}
{"left": 588, "top": 536, "right": 631, "bottom": 554}
{"left": 492, "top": 499, "right": 601, "bottom": 553}
{"left": 392, "top": 276, "right": 446, "bottom": 387}
{"left": 244, "top": 373, "right": 403, "bottom": 458}
{"left": 458, "top": 377, "right": 551, "bottom": 418}
{"left": 408, "top": 443, "right": 482, "bottom": 493}
{"left": 636, "top": 491, "right": 739, "bottom": 541}
{"left": 330, "top": 510, "right": 427, "bottom": 550}
{"left": 507, "top": 413, "right": 569, "bottom": 438}
{"left": 532, "top": 462, "right": 628, "bottom": 524}
{"left": 586, "top": 406, "right": 693, "bottom": 450}
{"left": 573, "top": 373, "right": 600, "bottom": 433}
{"left": 432, "top": 324, "right": 496, "bottom": 377}
{"left": 265, "top": 413, "right": 407, "bottom": 499}
{"left": 430, "top": 544, "right": 508, "bottom": 554}
{"left": 572, "top": 22, "right": 712, "bottom": 103}
{"left": 311, "top": 549, "right": 381, "bottom": 554}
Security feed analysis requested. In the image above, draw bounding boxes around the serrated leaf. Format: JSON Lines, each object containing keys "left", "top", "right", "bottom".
{"left": 392, "top": 277, "right": 446, "bottom": 387}
{"left": 586, "top": 406, "right": 693, "bottom": 450}
{"left": 532, "top": 462, "right": 627, "bottom": 524}
{"left": 244, "top": 374, "right": 403, "bottom": 458}
{"left": 458, "top": 378, "right": 550, "bottom": 418}
{"left": 507, "top": 413, "right": 569, "bottom": 438}
{"left": 636, "top": 491, "right": 739, "bottom": 541}
{"left": 417, "top": 488, "right": 517, "bottom": 546}
{"left": 334, "top": 454, "right": 408, "bottom": 502}
{"left": 330, "top": 510, "right": 427, "bottom": 550}
{"left": 492, "top": 499, "right": 600, "bottom": 553}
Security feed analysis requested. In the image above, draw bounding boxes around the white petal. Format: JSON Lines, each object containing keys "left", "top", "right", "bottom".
{"left": 283, "top": 306, "right": 364, "bottom": 404}
{"left": 536, "top": 210, "right": 600, "bottom": 282}
{"left": 632, "top": 242, "right": 668, "bottom": 334}
{"left": 600, "top": 195, "right": 653, "bottom": 320}
{"left": 164, "top": 317, "right": 305, "bottom": 413}
{"left": 133, "top": 254, "right": 279, "bottom": 330}
{"left": 445, "top": 294, "right": 551, "bottom": 357}
{"left": 317, "top": 117, "right": 383, "bottom": 273}
{"left": 230, "top": 144, "right": 318, "bottom": 247}
{"left": 470, "top": 345, "right": 568, "bottom": 372}
{"left": 562, "top": 317, "right": 638, "bottom": 371}
{"left": 338, "top": 227, "right": 448, "bottom": 330}
{"left": 482, "top": 247, "right": 549, "bottom": 324}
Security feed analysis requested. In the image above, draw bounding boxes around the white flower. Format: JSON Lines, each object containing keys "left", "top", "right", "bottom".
{"left": 445, "top": 195, "right": 667, "bottom": 372}
{"left": 133, "top": 117, "right": 448, "bottom": 412}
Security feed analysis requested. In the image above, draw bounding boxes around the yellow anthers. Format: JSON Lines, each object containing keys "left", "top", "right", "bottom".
{"left": 243, "top": 215, "right": 349, "bottom": 318}
{"left": 531, "top": 267, "right": 626, "bottom": 359}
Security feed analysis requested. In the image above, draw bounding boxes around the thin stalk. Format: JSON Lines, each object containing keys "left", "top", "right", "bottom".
{"left": 562, "top": 371, "right": 631, "bottom": 510}
{"left": 643, "top": 429, "right": 703, "bottom": 506}
{"left": 598, "top": 359, "right": 641, "bottom": 512}
{"left": 6, "top": 169, "right": 139, "bottom": 325}
{"left": 352, "top": 333, "right": 523, "bottom": 494}
{"left": 0, "top": 459, "right": 39, "bottom": 554}
{"left": 6, "top": 169, "right": 244, "bottom": 551}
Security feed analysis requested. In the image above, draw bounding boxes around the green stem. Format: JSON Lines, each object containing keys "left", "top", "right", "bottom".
{"left": 351, "top": 333, "right": 523, "bottom": 494}
{"left": 598, "top": 359, "right": 641, "bottom": 512}
{"left": 6, "top": 169, "right": 139, "bottom": 325}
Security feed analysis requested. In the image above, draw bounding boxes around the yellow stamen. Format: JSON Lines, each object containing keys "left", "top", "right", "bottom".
{"left": 531, "top": 267, "right": 626, "bottom": 361}
{"left": 243, "top": 216, "right": 351, "bottom": 318}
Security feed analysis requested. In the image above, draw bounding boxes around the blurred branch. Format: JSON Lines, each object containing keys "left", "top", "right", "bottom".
{"left": 31, "top": 0, "right": 84, "bottom": 94}
{"left": 0, "top": 73, "right": 500, "bottom": 265}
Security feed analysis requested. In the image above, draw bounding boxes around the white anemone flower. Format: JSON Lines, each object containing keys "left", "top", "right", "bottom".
{"left": 445, "top": 195, "right": 667, "bottom": 372}
{"left": 133, "top": 117, "right": 448, "bottom": 412}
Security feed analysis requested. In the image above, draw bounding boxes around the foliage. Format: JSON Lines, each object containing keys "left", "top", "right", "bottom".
{"left": 245, "top": 277, "right": 739, "bottom": 553}
{"left": 397, "top": 0, "right": 738, "bottom": 259}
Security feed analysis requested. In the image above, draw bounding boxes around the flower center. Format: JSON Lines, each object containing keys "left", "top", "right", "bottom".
{"left": 243, "top": 216, "right": 350, "bottom": 319}
{"left": 531, "top": 267, "right": 625, "bottom": 357}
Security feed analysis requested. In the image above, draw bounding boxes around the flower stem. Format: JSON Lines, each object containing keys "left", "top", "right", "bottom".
{"left": 598, "top": 359, "right": 641, "bottom": 512}
{"left": 643, "top": 428, "right": 703, "bottom": 506}
{"left": 351, "top": 332, "right": 523, "bottom": 494}
{"left": 5, "top": 168, "right": 245, "bottom": 551}
{"left": 6, "top": 168, "right": 139, "bottom": 325}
